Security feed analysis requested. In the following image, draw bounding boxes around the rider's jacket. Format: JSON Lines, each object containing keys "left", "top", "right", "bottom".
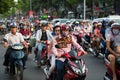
{"left": 19, "top": 28, "right": 30, "bottom": 35}
{"left": 35, "top": 29, "right": 53, "bottom": 46}
{"left": 94, "top": 28, "right": 101, "bottom": 38}
{"left": 52, "top": 34, "right": 84, "bottom": 62}
{"left": 4, "top": 32, "right": 24, "bottom": 46}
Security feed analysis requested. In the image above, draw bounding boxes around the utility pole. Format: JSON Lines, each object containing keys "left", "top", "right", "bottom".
{"left": 30, "top": 0, "right": 32, "bottom": 11}
{"left": 84, "top": 0, "right": 86, "bottom": 20}
{"left": 91, "top": 0, "right": 94, "bottom": 20}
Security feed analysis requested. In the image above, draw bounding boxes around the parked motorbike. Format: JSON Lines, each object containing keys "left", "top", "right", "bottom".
{"left": 48, "top": 45, "right": 88, "bottom": 80}
{"left": 10, "top": 44, "right": 25, "bottom": 80}
{"left": 104, "top": 57, "right": 120, "bottom": 80}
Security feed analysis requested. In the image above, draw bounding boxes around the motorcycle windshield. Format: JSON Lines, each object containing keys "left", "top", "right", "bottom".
{"left": 10, "top": 51, "right": 25, "bottom": 59}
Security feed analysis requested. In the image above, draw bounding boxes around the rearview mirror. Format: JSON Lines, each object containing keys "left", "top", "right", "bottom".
{"left": 3, "top": 38, "right": 8, "bottom": 42}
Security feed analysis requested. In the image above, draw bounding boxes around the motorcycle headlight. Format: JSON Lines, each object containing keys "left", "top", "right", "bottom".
{"left": 71, "top": 66, "right": 81, "bottom": 75}
{"left": 12, "top": 44, "right": 24, "bottom": 50}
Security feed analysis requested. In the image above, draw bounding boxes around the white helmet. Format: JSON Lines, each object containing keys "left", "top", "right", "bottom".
{"left": 111, "top": 23, "right": 120, "bottom": 29}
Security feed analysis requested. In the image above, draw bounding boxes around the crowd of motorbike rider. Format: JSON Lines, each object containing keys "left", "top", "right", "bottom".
{"left": 2, "top": 18, "right": 120, "bottom": 80}
{"left": 93, "top": 20, "right": 120, "bottom": 80}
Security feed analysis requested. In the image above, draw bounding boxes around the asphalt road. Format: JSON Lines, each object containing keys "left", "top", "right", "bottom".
{"left": 0, "top": 44, "right": 106, "bottom": 80}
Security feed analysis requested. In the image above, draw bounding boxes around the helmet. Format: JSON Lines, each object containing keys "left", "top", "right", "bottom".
{"left": 61, "top": 24, "right": 70, "bottom": 31}
{"left": 66, "top": 21, "right": 70, "bottom": 24}
{"left": 10, "top": 23, "right": 17, "bottom": 28}
{"left": 35, "top": 20, "right": 40, "bottom": 23}
{"left": 108, "top": 21, "right": 114, "bottom": 27}
{"left": 41, "top": 21, "right": 48, "bottom": 27}
{"left": 93, "top": 21, "right": 98, "bottom": 24}
{"left": 97, "top": 22, "right": 102, "bottom": 26}
{"left": 111, "top": 23, "right": 120, "bottom": 29}
{"left": 75, "top": 21, "right": 79, "bottom": 26}
{"left": 55, "top": 20, "right": 60, "bottom": 26}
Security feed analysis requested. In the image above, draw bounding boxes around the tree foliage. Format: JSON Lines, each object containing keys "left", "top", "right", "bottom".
{"left": 0, "top": 0, "right": 15, "bottom": 14}
{"left": 16, "top": 0, "right": 114, "bottom": 15}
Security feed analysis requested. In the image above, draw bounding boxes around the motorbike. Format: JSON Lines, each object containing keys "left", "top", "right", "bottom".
{"left": 47, "top": 45, "right": 88, "bottom": 80}
{"left": 91, "top": 39, "right": 105, "bottom": 57}
{"left": 23, "top": 35, "right": 32, "bottom": 57}
{"left": 104, "top": 57, "right": 120, "bottom": 80}
{"left": 71, "top": 31, "right": 84, "bottom": 44}
{"left": 81, "top": 34, "right": 96, "bottom": 56}
{"left": 34, "top": 41, "right": 49, "bottom": 67}
{"left": 10, "top": 44, "right": 25, "bottom": 80}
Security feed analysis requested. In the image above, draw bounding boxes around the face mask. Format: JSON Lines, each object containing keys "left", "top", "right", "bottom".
{"left": 112, "top": 29, "right": 120, "bottom": 35}
{"left": 24, "top": 26, "right": 27, "bottom": 29}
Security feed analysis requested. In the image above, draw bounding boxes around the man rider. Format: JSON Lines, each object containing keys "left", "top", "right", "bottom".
{"left": 51, "top": 24, "right": 87, "bottom": 80}
{"left": 106, "top": 23, "right": 120, "bottom": 80}
{"left": 3, "top": 23, "right": 28, "bottom": 73}
{"left": 19, "top": 23, "right": 32, "bottom": 55}
{"left": 35, "top": 21, "right": 53, "bottom": 67}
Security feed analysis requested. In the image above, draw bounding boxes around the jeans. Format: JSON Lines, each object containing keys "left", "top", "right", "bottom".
{"left": 36, "top": 42, "right": 46, "bottom": 62}
{"left": 56, "top": 60, "right": 65, "bottom": 80}
{"left": 100, "top": 39, "right": 106, "bottom": 54}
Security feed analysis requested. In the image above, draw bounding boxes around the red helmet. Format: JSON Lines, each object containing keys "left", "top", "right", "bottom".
{"left": 93, "top": 21, "right": 98, "bottom": 24}
{"left": 61, "top": 24, "right": 70, "bottom": 31}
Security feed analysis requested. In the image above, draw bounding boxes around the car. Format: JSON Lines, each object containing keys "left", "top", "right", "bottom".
{"left": 92, "top": 15, "right": 120, "bottom": 24}
{"left": 51, "top": 18, "right": 69, "bottom": 26}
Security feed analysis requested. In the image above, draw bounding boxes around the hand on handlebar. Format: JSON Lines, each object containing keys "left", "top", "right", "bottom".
{"left": 83, "top": 51, "right": 88, "bottom": 55}
{"left": 41, "top": 41, "right": 47, "bottom": 43}
{"left": 57, "top": 53, "right": 62, "bottom": 58}
{"left": 115, "top": 54, "right": 120, "bottom": 58}
{"left": 22, "top": 41, "right": 29, "bottom": 48}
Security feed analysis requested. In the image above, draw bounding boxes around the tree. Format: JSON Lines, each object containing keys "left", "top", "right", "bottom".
{"left": 0, "top": 0, "right": 15, "bottom": 14}
{"left": 66, "top": 0, "right": 82, "bottom": 8}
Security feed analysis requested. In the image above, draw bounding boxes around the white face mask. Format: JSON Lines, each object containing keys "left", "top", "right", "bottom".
{"left": 24, "top": 26, "right": 27, "bottom": 29}
{"left": 112, "top": 29, "right": 120, "bottom": 35}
